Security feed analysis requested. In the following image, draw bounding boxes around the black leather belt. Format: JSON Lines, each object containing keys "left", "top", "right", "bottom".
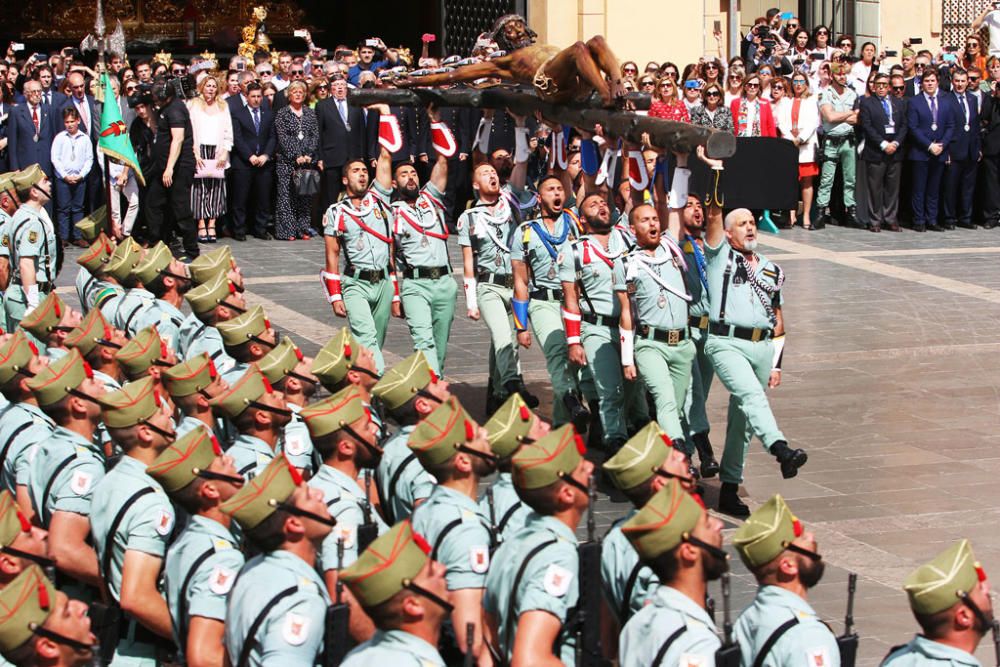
{"left": 477, "top": 271, "right": 514, "bottom": 288}
{"left": 403, "top": 266, "right": 450, "bottom": 280}
{"left": 344, "top": 267, "right": 386, "bottom": 283}
{"left": 708, "top": 322, "right": 772, "bottom": 342}
{"left": 581, "top": 312, "right": 620, "bottom": 328}
{"left": 825, "top": 134, "right": 855, "bottom": 145}
{"left": 530, "top": 287, "right": 563, "bottom": 301}
{"left": 688, "top": 314, "right": 709, "bottom": 330}
{"left": 639, "top": 325, "right": 688, "bottom": 345}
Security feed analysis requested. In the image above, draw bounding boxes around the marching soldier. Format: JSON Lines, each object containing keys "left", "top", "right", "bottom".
{"left": 100, "top": 237, "right": 150, "bottom": 335}
{"left": 90, "top": 377, "right": 179, "bottom": 664}
{"left": 883, "top": 539, "right": 992, "bottom": 666}
{"left": 409, "top": 396, "right": 496, "bottom": 665}
{"left": 0, "top": 172, "right": 18, "bottom": 298}
{"left": 322, "top": 107, "right": 397, "bottom": 375}
{"left": 18, "top": 292, "right": 81, "bottom": 359}
{"left": 179, "top": 270, "right": 244, "bottom": 375}
{"left": 618, "top": 479, "right": 727, "bottom": 667}
{"left": 732, "top": 494, "right": 839, "bottom": 666}
{"left": 129, "top": 242, "right": 191, "bottom": 352}
{"left": 221, "top": 455, "right": 335, "bottom": 666}
{"left": 481, "top": 393, "right": 549, "bottom": 543}
{"left": 340, "top": 520, "right": 451, "bottom": 666}
{"left": 63, "top": 304, "right": 127, "bottom": 394}
{"left": 161, "top": 352, "right": 231, "bottom": 440}
{"left": 149, "top": 426, "right": 245, "bottom": 666}
{"left": 392, "top": 105, "right": 458, "bottom": 376}
{"left": 3, "top": 166, "right": 57, "bottom": 334}
{"left": 74, "top": 229, "right": 122, "bottom": 316}
{"left": 483, "top": 424, "right": 594, "bottom": 665}
{"left": 115, "top": 325, "right": 178, "bottom": 400}
{"left": 371, "top": 351, "right": 449, "bottom": 524}
{"left": 258, "top": 336, "right": 320, "bottom": 475}
{"left": 214, "top": 305, "right": 278, "bottom": 385}
{"left": 311, "top": 327, "right": 382, "bottom": 397}
{"left": 704, "top": 203, "right": 807, "bottom": 516}
{"left": 24, "top": 349, "right": 105, "bottom": 588}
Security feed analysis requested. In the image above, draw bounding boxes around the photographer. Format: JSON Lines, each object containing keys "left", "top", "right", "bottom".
{"left": 347, "top": 38, "right": 398, "bottom": 85}
{"left": 972, "top": 2, "right": 1000, "bottom": 57}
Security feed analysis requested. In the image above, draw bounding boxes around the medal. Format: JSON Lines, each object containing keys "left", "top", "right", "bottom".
{"left": 547, "top": 264, "right": 556, "bottom": 280}
{"left": 297, "top": 131, "right": 304, "bottom": 140}
{"left": 420, "top": 234, "right": 429, "bottom": 248}
{"left": 657, "top": 292, "right": 667, "bottom": 309}
{"left": 355, "top": 236, "right": 365, "bottom": 251}
{"left": 931, "top": 123, "right": 937, "bottom": 131}
{"left": 495, "top": 254, "right": 502, "bottom": 267}
{"left": 965, "top": 124, "right": 970, "bottom": 131}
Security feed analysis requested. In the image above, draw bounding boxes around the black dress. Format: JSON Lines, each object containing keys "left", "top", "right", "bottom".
{"left": 274, "top": 104, "right": 319, "bottom": 239}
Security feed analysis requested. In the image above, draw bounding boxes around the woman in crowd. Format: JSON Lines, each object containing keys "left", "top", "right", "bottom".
{"left": 701, "top": 58, "right": 723, "bottom": 87}
{"left": 274, "top": 80, "right": 319, "bottom": 241}
{"left": 770, "top": 76, "right": 791, "bottom": 116}
{"left": 728, "top": 56, "right": 746, "bottom": 76}
{"left": 637, "top": 75, "right": 656, "bottom": 95}
{"left": 789, "top": 28, "right": 812, "bottom": 66}
{"left": 621, "top": 61, "right": 639, "bottom": 79}
{"left": 812, "top": 25, "right": 835, "bottom": 60}
{"left": 964, "top": 34, "right": 988, "bottom": 74}
{"left": 262, "top": 82, "right": 278, "bottom": 107}
{"left": 778, "top": 73, "right": 820, "bottom": 228}
{"left": 732, "top": 73, "right": 776, "bottom": 137}
{"left": 690, "top": 82, "right": 734, "bottom": 133}
{"left": 224, "top": 70, "right": 241, "bottom": 99}
{"left": 659, "top": 62, "right": 680, "bottom": 81}
{"left": 835, "top": 34, "right": 855, "bottom": 62}
{"left": 188, "top": 74, "right": 233, "bottom": 243}
{"left": 850, "top": 42, "right": 879, "bottom": 94}
{"left": 648, "top": 75, "right": 690, "bottom": 122}
{"left": 757, "top": 63, "right": 777, "bottom": 100}
{"left": 128, "top": 96, "right": 157, "bottom": 241}
{"left": 308, "top": 77, "right": 329, "bottom": 108}
{"left": 724, "top": 69, "right": 745, "bottom": 106}
{"left": 682, "top": 77, "right": 703, "bottom": 114}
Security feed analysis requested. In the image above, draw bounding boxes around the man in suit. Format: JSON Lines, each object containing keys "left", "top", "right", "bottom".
{"left": 860, "top": 73, "right": 909, "bottom": 232}
{"left": 905, "top": 54, "right": 952, "bottom": 98}
{"left": 33, "top": 66, "right": 66, "bottom": 109}
{"left": 7, "top": 79, "right": 57, "bottom": 215}
{"left": 942, "top": 69, "right": 981, "bottom": 230}
{"left": 979, "top": 81, "right": 1000, "bottom": 229}
{"left": 315, "top": 77, "right": 366, "bottom": 209}
{"left": 907, "top": 69, "right": 954, "bottom": 232}
{"left": 229, "top": 82, "right": 276, "bottom": 241}
{"left": 61, "top": 71, "right": 102, "bottom": 213}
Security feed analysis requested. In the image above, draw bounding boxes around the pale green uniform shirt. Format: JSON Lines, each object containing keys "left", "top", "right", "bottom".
{"left": 705, "top": 239, "right": 783, "bottom": 330}
{"left": 411, "top": 485, "right": 493, "bottom": 590}
{"left": 230, "top": 433, "right": 274, "bottom": 480}
{"left": 881, "top": 635, "right": 983, "bottom": 666}
{"left": 28, "top": 425, "right": 105, "bottom": 527}
{"left": 176, "top": 312, "right": 238, "bottom": 376}
{"left": 324, "top": 182, "right": 393, "bottom": 271}
{"left": 341, "top": 629, "right": 446, "bottom": 666}
{"left": 619, "top": 585, "right": 721, "bottom": 667}
{"left": 310, "top": 464, "right": 389, "bottom": 571}
{"left": 510, "top": 212, "right": 582, "bottom": 291}
{"left": 600, "top": 510, "right": 659, "bottom": 626}
{"left": 392, "top": 183, "right": 450, "bottom": 268}
{"left": 132, "top": 298, "right": 185, "bottom": 352}
{"left": 10, "top": 205, "right": 58, "bottom": 283}
{"left": 375, "top": 425, "right": 436, "bottom": 524}
{"left": 615, "top": 238, "right": 692, "bottom": 330}
{"left": 560, "top": 233, "right": 629, "bottom": 318}
{"left": 457, "top": 197, "right": 519, "bottom": 275}
{"left": 0, "top": 401, "right": 55, "bottom": 493}
{"left": 478, "top": 472, "right": 529, "bottom": 544}
{"left": 734, "top": 585, "right": 840, "bottom": 667}
{"left": 111, "top": 287, "right": 157, "bottom": 336}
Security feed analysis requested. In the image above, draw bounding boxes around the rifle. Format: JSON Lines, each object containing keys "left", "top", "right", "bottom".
{"left": 324, "top": 539, "right": 350, "bottom": 667}
{"left": 576, "top": 474, "right": 608, "bottom": 666}
{"left": 992, "top": 619, "right": 1000, "bottom": 667}
{"left": 463, "top": 622, "right": 476, "bottom": 667}
{"left": 836, "top": 573, "right": 859, "bottom": 667}
{"left": 358, "top": 471, "right": 378, "bottom": 553}
{"left": 714, "top": 572, "right": 741, "bottom": 666}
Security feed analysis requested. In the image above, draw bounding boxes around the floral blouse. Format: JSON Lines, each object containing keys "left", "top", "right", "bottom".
{"left": 690, "top": 105, "right": 735, "bottom": 134}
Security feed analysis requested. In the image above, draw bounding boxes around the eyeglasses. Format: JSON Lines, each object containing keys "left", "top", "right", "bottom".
{"left": 744, "top": 82, "right": 760, "bottom": 88}
{"left": 968, "top": 43, "right": 980, "bottom": 48}
{"left": 291, "top": 69, "right": 305, "bottom": 75}
{"left": 915, "top": 63, "right": 927, "bottom": 69}
{"left": 705, "top": 63, "right": 719, "bottom": 69}
{"left": 792, "top": 79, "right": 807, "bottom": 85}
{"left": 659, "top": 83, "right": 674, "bottom": 88}
{"left": 728, "top": 76, "right": 742, "bottom": 81}
{"left": 125, "top": 85, "right": 137, "bottom": 92}
{"left": 704, "top": 91, "right": 721, "bottom": 97}
{"left": 816, "top": 30, "right": 829, "bottom": 35}
{"left": 772, "top": 86, "right": 785, "bottom": 91}
{"left": 640, "top": 80, "right": 655, "bottom": 86}
{"left": 788, "top": 23, "right": 799, "bottom": 28}
{"left": 971, "top": 77, "right": 982, "bottom": 82}
{"left": 892, "top": 85, "right": 906, "bottom": 91}
{"left": 258, "top": 70, "right": 273, "bottom": 75}
{"left": 171, "top": 69, "right": 184, "bottom": 74}
{"left": 317, "top": 84, "right": 329, "bottom": 90}
{"left": 624, "top": 67, "right": 637, "bottom": 73}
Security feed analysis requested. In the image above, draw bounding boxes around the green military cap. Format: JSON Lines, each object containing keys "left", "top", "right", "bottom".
{"left": 147, "top": 425, "right": 223, "bottom": 494}
{"left": 76, "top": 233, "right": 115, "bottom": 274}
{"left": 408, "top": 396, "right": 477, "bottom": 467}
{"left": 208, "top": 364, "right": 269, "bottom": 419}
{"left": 0, "top": 565, "right": 58, "bottom": 655}
{"left": 311, "top": 327, "right": 361, "bottom": 390}
{"left": 902, "top": 47, "right": 915, "bottom": 58}
{"left": 732, "top": 494, "right": 804, "bottom": 569}
{"left": 217, "top": 305, "right": 270, "bottom": 349}
{"left": 115, "top": 326, "right": 169, "bottom": 380}
{"left": 74, "top": 204, "right": 109, "bottom": 242}
{"left": 162, "top": 353, "right": 218, "bottom": 398}
{"left": 0, "top": 491, "right": 30, "bottom": 549}
{"left": 371, "top": 351, "right": 437, "bottom": 411}
{"left": 511, "top": 424, "right": 585, "bottom": 490}
{"left": 64, "top": 308, "right": 112, "bottom": 358}
{"left": 12, "top": 164, "right": 44, "bottom": 198}
{"left": 300, "top": 386, "right": 367, "bottom": 440}
{"left": 603, "top": 422, "right": 674, "bottom": 492}
{"left": 101, "top": 376, "right": 162, "bottom": 429}
{"left": 904, "top": 540, "right": 986, "bottom": 615}
{"left": 258, "top": 336, "right": 304, "bottom": 385}
{"left": 131, "top": 241, "right": 176, "bottom": 285}
{"left": 18, "top": 292, "right": 67, "bottom": 340}
{"left": 220, "top": 454, "right": 301, "bottom": 530}
{"left": 485, "top": 393, "right": 536, "bottom": 459}
{"left": 0, "top": 331, "right": 37, "bottom": 387}
{"left": 0, "top": 172, "right": 17, "bottom": 200}
{"left": 106, "top": 236, "right": 143, "bottom": 282}
{"left": 185, "top": 271, "right": 240, "bottom": 316}
{"left": 621, "top": 480, "right": 703, "bottom": 561}
{"left": 25, "top": 349, "right": 90, "bottom": 407}
{"left": 188, "top": 245, "right": 234, "bottom": 285}
{"left": 341, "top": 519, "right": 431, "bottom": 608}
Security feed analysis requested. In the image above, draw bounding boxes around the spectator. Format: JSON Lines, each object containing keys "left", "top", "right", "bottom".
{"left": 256, "top": 62, "right": 274, "bottom": 87}
{"left": 890, "top": 74, "right": 907, "bottom": 100}
{"left": 963, "top": 34, "right": 988, "bottom": 73}
{"left": 817, "top": 62, "right": 859, "bottom": 226}
{"left": 230, "top": 82, "right": 275, "bottom": 241}
{"left": 835, "top": 34, "right": 855, "bottom": 61}
{"left": 859, "top": 72, "right": 908, "bottom": 232}
{"left": 757, "top": 63, "right": 776, "bottom": 99}
{"left": 637, "top": 75, "right": 656, "bottom": 96}
{"left": 135, "top": 59, "right": 152, "bottom": 84}
{"left": 701, "top": 59, "right": 723, "bottom": 87}
{"left": 644, "top": 61, "right": 660, "bottom": 75}
{"left": 980, "top": 79, "right": 1000, "bottom": 228}
{"left": 690, "top": 83, "right": 734, "bottom": 133}
{"left": 127, "top": 96, "right": 157, "bottom": 239}
{"left": 972, "top": 5, "right": 1000, "bottom": 57}
{"left": 274, "top": 80, "right": 318, "bottom": 241}
{"left": 348, "top": 38, "right": 397, "bottom": 86}
{"left": 262, "top": 82, "right": 278, "bottom": 107}
{"left": 969, "top": 67, "right": 987, "bottom": 108}
{"left": 621, "top": 61, "right": 639, "bottom": 79}
{"left": 731, "top": 73, "right": 776, "bottom": 136}
{"left": 273, "top": 52, "right": 293, "bottom": 91}
{"left": 188, "top": 74, "right": 234, "bottom": 243}
{"left": 660, "top": 62, "right": 680, "bottom": 81}
{"left": 682, "top": 78, "right": 702, "bottom": 113}
{"left": 850, "top": 42, "right": 879, "bottom": 95}
{"left": 811, "top": 25, "right": 835, "bottom": 60}
{"left": 778, "top": 73, "right": 820, "bottom": 228}
{"left": 50, "top": 106, "right": 92, "bottom": 246}
{"left": 7, "top": 79, "right": 57, "bottom": 214}
{"left": 222, "top": 70, "right": 241, "bottom": 100}
{"left": 308, "top": 77, "right": 329, "bottom": 108}
{"left": 942, "top": 68, "right": 980, "bottom": 229}
{"left": 62, "top": 71, "right": 101, "bottom": 211}
{"left": 770, "top": 75, "right": 790, "bottom": 116}
{"left": 272, "top": 63, "right": 307, "bottom": 112}
{"left": 648, "top": 76, "right": 689, "bottom": 122}
{"left": 907, "top": 69, "right": 953, "bottom": 232}
{"left": 724, "top": 70, "right": 745, "bottom": 106}
{"left": 316, "top": 77, "right": 367, "bottom": 210}
{"left": 728, "top": 57, "right": 746, "bottom": 76}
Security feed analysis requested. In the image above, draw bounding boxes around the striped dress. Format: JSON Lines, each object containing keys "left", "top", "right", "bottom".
{"left": 188, "top": 100, "right": 234, "bottom": 219}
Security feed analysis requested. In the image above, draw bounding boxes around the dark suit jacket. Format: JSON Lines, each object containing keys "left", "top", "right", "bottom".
{"left": 7, "top": 102, "right": 58, "bottom": 172}
{"left": 905, "top": 70, "right": 951, "bottom": 98}
{"left": 906, "top": 93, "right": 955, "bottom": 162}
{"left": 859, "top": 95, "right": 908, "bottom": 162}
{"left": 944, "top": 90, "right": 981, "bottom": 162}
{"left": 39, "top": 90, "right": 67, "bottom": 110}
{"left": 60, "top": 94, "right": 100, "bottom": 142}
{"left": 231, "top": 102, "right": 276, "bottom": 169}
{"left": 315, "top": 97, "right": 366, "bottom": 167}
{"left": 980, "top": 95, "right": 1000, "bottom": 157}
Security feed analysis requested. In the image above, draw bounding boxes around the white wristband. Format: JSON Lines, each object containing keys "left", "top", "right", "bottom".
{"left": 475, "top": 117, "right": 493, "bottom": 155}
{"left": 771, "top": 334, "right": 785, "bottom": 371}
{"left": 619, "top": 327, "right": 635, "bottom": 367}
{"left": 25, "top": 284, "right": 40, "bottom": 311}
{"left": 668, "top": 167, "right": 691, "bottom": 209}
{"left": 514, "top": 126, "right": 530, "bottom": 163}
{"left": 329, "top": 294, "right": 343, "bottom": 303}
{"left": 463, "top": 277, "right": 478, "bottom": 311}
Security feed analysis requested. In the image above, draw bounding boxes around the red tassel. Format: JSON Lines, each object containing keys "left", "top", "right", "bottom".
{"left": 660, "top": 433, "right": 673, "bottom": 449}
{"left": 519, "top": 405, "right": 530, "bottom": 421}
{"left": 413, "top": 529, "right": 432, "bottom": 555}
{"left": 294, "top": 346, "right": 304, "bottom": 362}
{"left": 228, "top": 281, "right": 237, "bottom": 295}
{"left": 691, "top": 493, "right": 706, "bottom": 510}
{"left": 160, "top": 340, "right": 168, "bottom": 360}
{"left": 207, "top": 359, "right": 218, "bottom": 379}
{"left": 428, "top": 369, "right": 438, "bottom": 384}
{"left": 574, "top": 433, "right": 586, "bottom": 455}
{"left": 152, "top": 390, "right": 162, "bottom": 408}
{"left": 210, "top": 435, "right": 222, "bottom": 456}
{"left": 264, "top": 317, "right": 271, "bottom": 330}
{"left": 36, "top": 579, "right": 49, "bottom": 610}
{"left": 28, "top": 342, "right": 38, "bottom": 355}
{"left": 82, "top": 360, "right": 94, "bottom": 379}
{"left": 53, "top": 299, "right": 61, "bottom": 318}
{"left": 792, "top": 518, "right": 803, "bottom": 538}
{"left": 262, "top": 377, "right": 274, "bottom": 394}
{"left": 15, "top": 510, "right": 30, "bottom": 533}
{"left": 976, "top": 563, "right": 987, "bottom": 582}
{"left": 465, "top": 420, "right": 475, "bottom": 441}
{"left": 286, "top": 455, "right": 304, "bottom": 485}
{"left": 343, "top": 342, "right": 352, "bottom": 359}
{"left": 105, "top": 242, "right": 113, "bottom": 255}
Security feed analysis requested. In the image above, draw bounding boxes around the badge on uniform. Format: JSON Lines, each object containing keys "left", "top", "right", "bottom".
{"left": 374, "top": 207, "right": 383, "bottom": 219}
{"left": 805, "top": 647, "right": 830, "bottom": 666}
{"left": 70, "top": 470, "right": 93, "bottom": 496}
{"left": 1, "top": 234, "right": 8, "bottom": 248}
{"left": 337, "top": 523, "right": 357, "bottom": 550}
{"left": 679, "top": 654, "right": 709, "bottom": 667}
{"left": 542, "top": 563, "right": 573, "bottom": 597}
{"left": 282, "top": 612, "right": 311, "bottom": 645}
{"left": 469, "top": 546, "right": 490, "bottom": 573}
{"left": 155, "top": 509, "right": 175, "bottom": 536}
{"left": 28, "top": 231, "right": 38, "bottom": 244}
{"left": 284, "top": 434, "right": 307, "bottom": 457}
{"left": 208, "top": 565, "right": 237, "bottom": 595}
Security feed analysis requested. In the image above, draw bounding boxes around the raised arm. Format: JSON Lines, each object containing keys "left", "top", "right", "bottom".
{"left": 397, "top": 58, "right": 510, "bottom": 89}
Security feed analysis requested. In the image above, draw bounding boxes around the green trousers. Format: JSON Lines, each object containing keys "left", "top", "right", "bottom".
{"left": 401, "top": 275, "right": 457, "bottom": 375}
{"left": 817, "top": 138, "right": 856, "bottom": 208}
{"left": 528, "top": 299, "right": 578, "bottom": 426}
{"left": 684, "top": 326, "right": 715, "bottom": 438}
{"left": 705, "top": 334, "right": 785, "bottom": 484}
{"left": 2, "top": 285, "right": 27, "bottom": 333}
{"left": 478, "top": 283, "right": 521, "bottom": 390}
{"left": 581, "top": 321, "right": 648, "bottom": 442}
{"left": 635, "top": 336, "right": 695, "bottom": 445}
{"left": 342, "top": 275, "right": 393, "bottom": 374}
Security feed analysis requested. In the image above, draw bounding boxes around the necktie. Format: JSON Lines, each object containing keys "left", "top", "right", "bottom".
{"left": 881, "top": 97, "right": 893, "bottom": 126}
{"left": 252, "top": 107, "right": 260, "bottom": 133}
{"left": 77, "top": 99, "right": 89, "bottom": 134}
{"left": 338, "top": 100, "right": 349, "bottom": 128}
{"left": 31, "top": 106, "right": 39, "bottom": 134}
{"left": 959, "top": 94, "right": 968, "bottom": 127}
{"left": 44, "top": 92, "right": 50, "bottom": 106}
{"left": 929, "top": 95, "right": 937, "bottom": 125}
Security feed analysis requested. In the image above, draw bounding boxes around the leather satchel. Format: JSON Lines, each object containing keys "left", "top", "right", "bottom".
{"left": 293, "top": 167, "right": 321, "bottom": 196}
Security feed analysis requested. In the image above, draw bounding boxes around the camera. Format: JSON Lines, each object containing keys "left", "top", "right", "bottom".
{"left": 885, "top": 49, "right": 898, "bottom": 57}
{"left": 127, "top": 82, "right": 154, "bottom": 108}
{"left": 753, "top": 24, "right": 770, "bottom": 37}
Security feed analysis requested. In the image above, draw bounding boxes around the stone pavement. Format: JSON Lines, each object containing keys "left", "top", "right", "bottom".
{"left": 59, "top": 225, "right": 1000, "bottom": 665}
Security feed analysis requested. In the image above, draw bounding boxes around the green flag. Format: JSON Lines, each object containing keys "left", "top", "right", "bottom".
{"left": 97, "top": 72, "right": 145, "bottom": 186}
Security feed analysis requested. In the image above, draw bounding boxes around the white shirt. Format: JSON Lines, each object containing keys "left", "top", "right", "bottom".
{"left": 984, "top": 10, "right": 1000, "bottom": 55}
{"left": 50, "top": 129, "right": 94, "bottom": 178}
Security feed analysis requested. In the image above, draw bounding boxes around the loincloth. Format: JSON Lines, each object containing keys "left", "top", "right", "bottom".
{"left": 532, "top": 53, "right": 560, "bottom": 100}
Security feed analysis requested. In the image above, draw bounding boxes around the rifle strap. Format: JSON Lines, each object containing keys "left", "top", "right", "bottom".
{"left": 572, "top": 244, "right": 597, "bottom": 315}
{"left": 0, "top": 422, "right": 33, "bottom": 476}
{"left": 40, "top": 453, "right": 77, "bottom": 526}
{"left": 497, "top": 501, "right": 523, "bottom": 535}
{"left": 718, "top": 250, "right": 735, "bottom": 324}
{"left": 100, "top": 487, "right": 156, "bottom": 602}
{"left": 385, "top": 452, "right": 418, "bottom": 523}
{"left": 236, "top": 585, "right": 298, "bottom": 667}
{"left": 651, "top": 625, "right": 687, "bottom": 667}
{"left": 176, "top": 547, "right": 216, "bottom": 650}
{"left": 430, "top": 518, "right": 463, "bottom": 561}
{"left": 501, "top": 538, "right": 558, "bottom": 664}
{"left": 619, "top": 560, "right": 645, "bottom": 625}
{"left": 751, "top": 617, "right": 800, "bottom": 667}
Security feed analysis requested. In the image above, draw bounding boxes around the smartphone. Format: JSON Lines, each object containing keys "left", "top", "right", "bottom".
{"left": 685, "top": 80, "right": 700, "bottom": 89}
{"left": 422, "top": 33, "right": 436, "bottom": 43}
{"left": 942, "top": 53, "right": 958, "bottom": 63}
{"left": 713, "top": 20, "right": 721, "bottom": 33}
{"left": 810, "top": 52, "right": 826, "bottom": 60}
{"left": 10, "top": 43, "right": 24, "bottom": 52}
{"left": 945, "top": 45, "right": 959, "bottom": 52}
{"left": 780, "top": 11, "right": 794, "bottom": 19}
{"left": 884, "top": 49, "right": 898, "bottom": 57}
{"left": 236, "top": 61, "right": 245, "bottom": 71}
{"left": 910, "top": 37, "right": 923, "bottom": 45}
{"left": 293, "top": 29, "right": 308, "bottom": 39}
{"left": 365, "top": 39, "right": 378, "bottom": 47}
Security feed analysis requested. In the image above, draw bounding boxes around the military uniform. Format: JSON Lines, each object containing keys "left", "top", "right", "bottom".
{"left": 480, "top": 472, "right": 529, "bottom": 543}
{"left": 342, "top": 630, "right": 445, "bottom": 666}
{"left": 179, "top": 270, "right": 241, "bottom": 374}
{"left": 215, "top": 305, "right": 274, "bottom": 386}
{"left": 0, "top": 566, "right": 72, "bottom": 665}
{"left": 130, "top": 243, "right": 187, "bottom": 351}
{"left": 600, "top": 510, "right": 658, "bottom": 625}
{"left": 0, "top": 173, "right": 13, "bottom": 307}
{"left": 311, "top": 463, "right": 389, "bottom": 570}
{"left": 883, "top": 637, "right": 982, "bottom": 666}
{"left": 480, "top": 394, "right": 536, "bottom": 543}
{"left": 258, "top": 337, "right": 319, "bottom": 475}
{"left": 4, "top": 202, "right": 58, "bottom": 333}
{"left": 27, "top": 425, "right": 104, "bottom": 528}
{"left": 0, "top": 401, "right": 54, "bottom": 495}
{"left": 115, "top": 325, "right": 173, "bottom": 383}
{"left": 620, "top": 586, "right": 720, "bottom": 667}
{"left": 99, "top": 237, "right": 144, "bottom": 330}
{"left": 75, "top": 233, "right": 122, "bottom": 315}
{"left": 323, "top": 182, "right": 395, "bottom": 373}
{"left": 113, "top": 286, "right": 157, "bottom": 338}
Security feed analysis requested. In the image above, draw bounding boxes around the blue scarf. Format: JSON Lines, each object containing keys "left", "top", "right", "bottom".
{"left": 685, "top": 234, "right": 709, "bottom": 291}
{"left": 530, "top": 214, "right": 572, "bottom": 260}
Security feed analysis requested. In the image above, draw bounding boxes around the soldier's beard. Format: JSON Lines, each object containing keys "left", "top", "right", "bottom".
{"left": 798, "top": 557, "right": 826, "bottom": 589}
{"left": 400, "top": 182, "right": 420, "bottom": 201}
{"left": 703, "top": 549, "right": 729, "bottom": 581}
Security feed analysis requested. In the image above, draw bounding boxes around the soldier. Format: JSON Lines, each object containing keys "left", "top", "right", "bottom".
{"left": 481, "top": 393, "right": 549, "bottom": 543}
{"left": 221, "top": 455, "right": 335, "bottom": 666}
{"left": 214, "top": 305, "right": 278, "bottom": 385}
{"left": 300, "top": 386, "right": 387, "bottom": 643}
{"left": 704, "top": 203, "right": 806, "bottom": 517}
{"left": 74, "top": 230, "right": 122, "bottom": 316}
{"left": 511, "top": 175, "right": 589, "bottom": 430}
{"left": 65, "top": 301, "right": 126, "bottom": 388}
{"left": 187, "top": 245, "right": 239, "bottom": 289}
{"left": 0, "top": 490, "right": 52, "bottom": 577}
{"left": 258, "top": 336, "right": 320, "bottom": 476}
{"left": 90, "top": 377, "right": 178, "bottom": 664}
{"left": 0, "top": 565, "right": 97, "bottom": 667}
{"left": 371, "top": 351, "right": 449, "bottom": 524}
{"left": 618, "top": 479, "right": 727, "bottom": 667}
{"left": 24, "top": 349, "right": 105, "bottom": 588}
{"left": 100, "top": 237, "right": 150, "bottom": 335}
{"left": 483, "top": 424, "right": 594, "bottom": 665}
{"left": 601, "top": 422, "right": 697, "bottom": 635}
{"left": 18, "top": 292, "right": 81, "bottom": 359}
{"left": 0, "top": 172, "right": 19, "bottom": 299}
{"left": 322, "top": 109, "right": 397, "bottom": 375}
{"left": 408, "top": 396, "right": 496, "bottom": 664}
{"left": 340, "top": 520, "right": 451, "bottom": 666}
{"left": 129, "top": 242, "right": 192, "bottom": 352}
{"left": 209, "top": 365, "right": 293, "bottom": 479}
{"left": 149, "top": 426, "right": 245, "bottom": 667}
{"left": 3, "top": 165, "right": 57, "bottom": 333}
{"left": 161, "top": 353, "right": 231, "bottom": 440}
{"left": 732, "top": 494, "right": 839, "bottom": 666}
{"left": 311, "top": 327, "right": 382, "bottom": 398}
{"left": 391, "top": 105, "right": 458, "bottom": 376}
{"left": 179, "top": 270, "right": 244, "bottom": 375}
{"left": 883, "top": 539, "right": 992, "bottom": 666}
{"left": 115, "top": 325, "right": 178, "bottom": 398}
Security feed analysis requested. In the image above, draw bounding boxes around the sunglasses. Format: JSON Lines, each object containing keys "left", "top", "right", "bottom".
{"left": 291, "top": 69, "right": 305, "bottom": 75}
{"left": 968, "top": 43, "right": 980, "bottom": 48}
{"left": 172, "top": 69, "right": 184, "bottom": 74}
{"left": 788, "top": 23, "right": 799, "bottom": 28}
{"left": 705, "top": 91, "right": 721, "bottom": 97}
{"left": 126, "top": 85, "right": 137, "bottom": 92}
{"left": 816, "top": 30, "right": 829, "bottom": 35}
{"left": 258, "top": 70, "right": 273, "bottom": 75}
{"left": 705, "top": 63, "right": 719, "bottom": 69}
{"left": 640, "top": 80, "right": 655, "bottom": 86}
{"left": 660, "top": 83, "right": 675, "bottom": 88}
{"left": 624, "top": 67, "right": 637, "bottom": 72}
{"left": 317, "top": 84, "right": 329, "bottom": 89}
{"left": 744, "top": 82, "right": 760, "bottom": 88}
{"left": 772, "top": 86, "right": 785, "bottom": 91}
{"left": 792, "top": 79, "right": 807, "bottom": 85}
{"left": 892, "top": 85, "right": 906, "bottom": 91}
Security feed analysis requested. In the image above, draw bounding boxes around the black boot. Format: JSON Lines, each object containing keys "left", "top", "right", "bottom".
{"left": 814, "top": 207, "right": 829, "bottom": 230}
{"left": 587, "top": 400, "right": 604, "bottom": 452}
{"left": 844, "top": 205, "right": 864, "bottom": 229}
{"left": 562, "top": 392, "right": 590, "bottom": 434}
{"left": 692, "top": 432, "right": 720, "bottom": 478}
{"left": 718, "top": 482, "right": 749, "bottom": 518}
{"left": 504, "top": 377, "right": 540, "bottom": 409}
{"left": 771, "top": 440, "right": 808, "bottom": 479}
